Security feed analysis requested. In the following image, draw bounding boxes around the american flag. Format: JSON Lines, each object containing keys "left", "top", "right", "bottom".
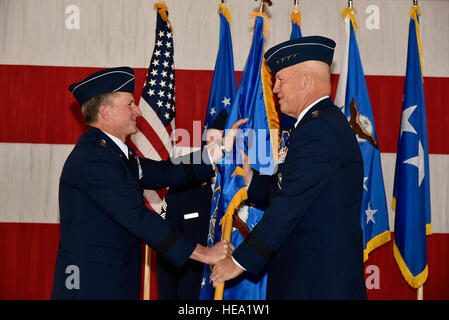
{"left": 130, "top": 3, "right": 175, "bottom": 213}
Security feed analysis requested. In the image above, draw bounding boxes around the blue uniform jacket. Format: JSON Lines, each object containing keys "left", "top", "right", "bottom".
{"left": 233, "top": 98, "right": 367, "bottom": 299}
{"left": 51, "top": 127, "right": 214, "bottom": 299}
{"left": 156, "top": 182, "right": 213, "bottom": 299}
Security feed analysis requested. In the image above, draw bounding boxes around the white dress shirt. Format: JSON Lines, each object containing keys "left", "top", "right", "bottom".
{"left": 102, "top": 131, "right": 129, "bottom": 159}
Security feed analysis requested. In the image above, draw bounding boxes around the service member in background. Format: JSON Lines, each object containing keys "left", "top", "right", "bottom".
{"left": 156, "top": 110, "right": 228, "bottom": 300}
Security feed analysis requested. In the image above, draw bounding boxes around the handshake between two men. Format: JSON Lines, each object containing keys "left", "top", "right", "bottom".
{"left": 194, "top": 239, "right": 245, "bottom": 288}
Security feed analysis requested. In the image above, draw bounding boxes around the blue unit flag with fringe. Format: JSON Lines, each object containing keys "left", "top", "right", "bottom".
{"left": 279, "top": 5, "right": 303, "bottom": 150}
{"left": 200, "top": 12, "right": 278, "bottom": 300}
{"left": 335, "top": 9, "right": 391, "bottom": 262}
{"left": 392, "top": 5, "right": 431, "bottom": 289}
{"left": 198, "top": 4, "right": 237, "bottom": 299}
{"left": 202, "top": 5, "right": 236, "bottom": 136}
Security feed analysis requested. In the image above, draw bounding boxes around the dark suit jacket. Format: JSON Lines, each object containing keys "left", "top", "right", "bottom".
{"left": 51, "top": 127, "right": 214, "bottom": 299}
{"left": 233, "top": 98, "right": 367, "bottom": 299}
{"left": 156, "top": 182, "right": 213, "bottom": 300}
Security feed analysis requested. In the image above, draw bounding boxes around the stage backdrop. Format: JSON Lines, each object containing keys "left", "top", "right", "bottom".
{"left": 0, "top": 0, "right": 448, "bottom": 300}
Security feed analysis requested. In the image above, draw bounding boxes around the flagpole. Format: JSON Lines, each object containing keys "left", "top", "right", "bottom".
{"left": 415, "top": 0, "right": 422, "bottom": 300}
{"left": 212, "top": 0, "right": 237, "bottom": 301}
{"left": 143, "top": 245, "right": 151, "bottom": 300}
{"left": 259, "top": 0, "right": 265, "bottom": 13}
{"left": 417, "top": 285, "right": 423, "bottom": 300}
{"left": 415, "top": 0, "right": 422, "bottom": 301}
{"left": 214, "top": 0, "right": 269, "bottom": 301}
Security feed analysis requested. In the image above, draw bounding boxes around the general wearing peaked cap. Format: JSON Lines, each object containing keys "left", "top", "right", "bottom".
{"left": 264, "top": 36, "right": 336, "bottom": 75}
{"left": 68, "top": 66, "right": 135, "bottom": 106}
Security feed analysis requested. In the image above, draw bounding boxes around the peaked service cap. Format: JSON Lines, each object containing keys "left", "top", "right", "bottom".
{"left": 68, "top": 66, "right": 135, "bottom": 106}
{"left": 264, "top": 36, "right": 336, "bottom": 75}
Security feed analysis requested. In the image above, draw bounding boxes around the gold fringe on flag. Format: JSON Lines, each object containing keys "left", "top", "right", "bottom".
{"left": 410, "top": 5, "right": 424, "bottom": 80}
{"left": 291, "top": 4, "right": 301, "bottom": 27}
{"left": 250, "top": 12, "right": 271, "bottom": 38}
{"left": 341, "top": 7, "right": 358, "bottom": 33}
{"left": 154, "top": 2, "right": 174, "bottom": 33}
{"left": 218, "top": 4, "right": 231, "bottom": 25}
{"left": 215, "top": 167, "right": 247, "bottom": 300}
{"left": 363, "top": 230, "right": 391, "bottom": 262}
{"left": 261, "top": 57, "right": 280, "bottom": 160}
{"left": 393, "top": 240, "right": 429, "bottom": 288}
{"left": 218, "top": 167, "right": 248, "bottom": 235}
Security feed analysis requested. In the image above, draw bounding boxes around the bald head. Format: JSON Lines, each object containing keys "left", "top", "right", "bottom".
{"left": 273, "top": 60, "right": 332, "bottom": 118}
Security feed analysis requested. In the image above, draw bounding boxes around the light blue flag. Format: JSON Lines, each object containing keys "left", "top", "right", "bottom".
{"left": 200, "top": 12, "right": 278, "bottom": 300}
{"left": 392, "top": 6, "right": 431, "bottom": 289}
{"left": 335, "top": 11, "right": 391, "bottom": 262}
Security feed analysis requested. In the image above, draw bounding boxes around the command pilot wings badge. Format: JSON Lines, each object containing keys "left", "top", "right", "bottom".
{"left": 348, "top": 98, "right": 379, "bottom": 149}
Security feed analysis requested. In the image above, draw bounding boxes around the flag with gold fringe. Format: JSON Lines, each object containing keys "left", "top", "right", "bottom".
{"left": 202, "top": 5, "right": 236, "bottom": 139}
{"left": 392, "top": 5, "right": 431, "bottom": 289}
{"left": 279, "top": 3, "right": 302, "bottom": 150}
{"left": 129, "top": 1, "right": 176, "bottom": 300}
{"left": 198, "top": 4, "right": 237, "bottom": 299}
{"left": 335, "top": 7, "right": 391, "bottom": 262}
{"left": 200, "top": 11, "right": 278, "bottom": 300}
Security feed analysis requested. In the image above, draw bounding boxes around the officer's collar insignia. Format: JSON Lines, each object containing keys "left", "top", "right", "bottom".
{"left": 312, "top": 110, "right": 319, "bottom": 118}
{"left": 99, "top": 139, "right": 107, "bottom": 147}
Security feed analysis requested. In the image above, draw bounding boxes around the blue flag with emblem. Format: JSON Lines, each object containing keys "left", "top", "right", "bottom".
{"left": 392, "top": 5, "right": 431, "bottom": 289}
{"left": 279, "top": 4, "right": 303, "bottom": 150}
{"left": 198, "top": 4, "right": 236, "bottom": 299}
{"left": 200, "top": 11, "right": 279, "bottom": 300}
{"left": 335, "top": 8, "right": 391, "bottom": 262}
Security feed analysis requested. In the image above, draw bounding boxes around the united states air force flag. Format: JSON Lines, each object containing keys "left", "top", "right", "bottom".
{"left": 199, "top": 4, "right": 236, "bottom": 299}
{"left": 392, "top": 5, "right": 431, "bottom": 289}
{"left": 200, "top": 12, "right": 278, "bottom": 300}
{"left": 202, "top": 5, "right": 236, "bottom": 138}
{"left": 335, "top": 8, "right": 391, "bottom": 262}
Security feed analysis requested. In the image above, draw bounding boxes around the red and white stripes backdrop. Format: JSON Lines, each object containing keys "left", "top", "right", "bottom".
{"left": 0, "top": 0, "right": 448, "bottom": 300}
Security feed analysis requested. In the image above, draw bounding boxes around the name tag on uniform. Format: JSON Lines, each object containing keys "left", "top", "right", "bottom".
{"left": 184, "top": 212, "right": 199, "bottom": 220}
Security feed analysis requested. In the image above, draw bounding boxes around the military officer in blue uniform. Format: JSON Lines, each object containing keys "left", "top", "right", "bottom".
{"left": 156, "top": 110, "right": 228, "bottom": 300}
{"left": 51, "top": 67, "right": 245, "bottom": 299}
{"left": 211, "top": 36, "right": 367, "bottom": 299}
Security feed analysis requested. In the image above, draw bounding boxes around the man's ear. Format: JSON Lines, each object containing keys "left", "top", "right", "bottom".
{"left": 98, "top": 104, "right": 110, "bottom": 120}
{"left": 303, "top": 73, "right": 313, "bottom": 90}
